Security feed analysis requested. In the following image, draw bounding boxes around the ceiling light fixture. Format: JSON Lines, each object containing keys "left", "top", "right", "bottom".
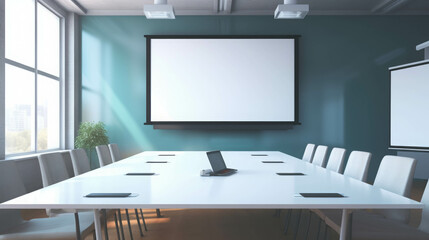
{"left": 274, "top": 0, "right": 309, "bottom": 19}
{"left": 144, "top": 0, "right": 175, "bottom": 19}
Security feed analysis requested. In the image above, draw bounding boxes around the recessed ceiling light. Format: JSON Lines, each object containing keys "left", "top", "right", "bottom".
{"left": 144, "top": 0, "right": 175, "bottom": 19}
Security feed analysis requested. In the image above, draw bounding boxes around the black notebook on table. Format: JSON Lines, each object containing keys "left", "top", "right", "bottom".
{"left": 300, "top": 193, "right": 344, "bottom": 198}
{"left": 85, "top": 193, "right": 131, "bottom": 198}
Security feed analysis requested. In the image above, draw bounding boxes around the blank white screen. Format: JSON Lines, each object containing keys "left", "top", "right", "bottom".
{"left": 391, "top": 63, "right": 429, "bottom": 148}
{"left": 150, "top": 38, "right": 296, "bottom": 122}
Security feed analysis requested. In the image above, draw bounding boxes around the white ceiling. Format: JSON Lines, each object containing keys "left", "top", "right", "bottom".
{"left": 55, "top": 0, "right": 429, "bottom": 16}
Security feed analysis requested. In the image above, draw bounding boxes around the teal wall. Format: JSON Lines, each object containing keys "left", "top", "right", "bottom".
{"left": 81, "top": 16, "right": 429, "bottom": 181}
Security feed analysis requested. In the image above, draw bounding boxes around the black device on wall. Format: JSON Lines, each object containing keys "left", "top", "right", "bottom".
{"left": 145, "top": 35, "right": 300, "bottom": 126}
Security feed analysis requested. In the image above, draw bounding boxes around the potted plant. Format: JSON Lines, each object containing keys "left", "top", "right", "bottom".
{"left": 75, "top": 121, "right": 109, "bottom": 169}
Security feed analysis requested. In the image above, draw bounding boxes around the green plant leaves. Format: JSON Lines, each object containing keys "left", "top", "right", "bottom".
{"left": 75, "top": 121, "right": 109, "bottom": 151}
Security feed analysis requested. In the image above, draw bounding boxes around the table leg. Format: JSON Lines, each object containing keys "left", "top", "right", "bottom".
{"left": 339, "top": 209, "right": 353, "bottom": 240}
{"left": 93, "top": 209, "right": 103, "bottom": 240}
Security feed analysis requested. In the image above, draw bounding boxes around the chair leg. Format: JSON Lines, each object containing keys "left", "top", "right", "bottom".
{"left": 317, "top": 217, "right": 322, "bottom": 240}
{"left": 156, "top": 208, "right": 162, "bottom": 217}
{"left": 323, "top": 224, "right": 328, "bottom": 240}
{"left": 135, "top": 209, "right": 144, "bottom": 236}
{"left": 125, "top": 209, "right": 134, "bottom": 240}
{"left": 114, "top": 213, "right": 121, "bottom": 240}
{"left": 117, "top": 210, "right": 126, "bottom": 240}
{"left": 103, "top": 210, "right": 109, "bottom": 240}
{"left": 283, "top": 209, "right": 292, "bottom": 235}
{"left": 304, "top": 211, "right": 312, "bottom": 240}
{"left": 316, "top": 217, "right": 322, "bottom": 240}
{"left": 293, "top": 209, "right": 302, "bottom": 240}
{"left": 140, "top": 209, "right": 148, "bottom": 231}
{"left": 74, "top": 212, "right": 82, "bottom": 240}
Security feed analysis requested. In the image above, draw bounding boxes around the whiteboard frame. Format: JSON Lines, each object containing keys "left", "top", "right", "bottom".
{"left": 144, "top": 35, "right": 300, "bottom": 126}
{"left": 389, "top": 60, "right": 429, "bottom": 150}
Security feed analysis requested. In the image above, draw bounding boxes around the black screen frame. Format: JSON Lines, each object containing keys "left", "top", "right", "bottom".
{"left": 389, "top": 60, "right": 429, "bottom": 150}
{"left": 144, "top": 35, "right": 301, "bottom": 126}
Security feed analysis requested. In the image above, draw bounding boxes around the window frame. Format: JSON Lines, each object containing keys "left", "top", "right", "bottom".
{"left": 4, "top": 0, "right": 65, "bottom": 158}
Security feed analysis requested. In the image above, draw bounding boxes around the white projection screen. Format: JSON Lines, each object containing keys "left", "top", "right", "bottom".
{"left": 145, "top": 36, "right": 299, "bottom": 124}
{"left": 390, "top": 61, "right": 429, "bottom": 149}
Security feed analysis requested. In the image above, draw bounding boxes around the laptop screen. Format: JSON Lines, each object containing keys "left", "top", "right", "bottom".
{"left": 206, "top": 151, "right": 227, "bottom": 172}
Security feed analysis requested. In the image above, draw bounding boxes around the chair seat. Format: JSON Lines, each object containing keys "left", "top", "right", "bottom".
{"left": 0, "top": 212, "right": 94, "bottom": 240}
{"left": 324, "top": 210, "right": 429, "bottom": 240}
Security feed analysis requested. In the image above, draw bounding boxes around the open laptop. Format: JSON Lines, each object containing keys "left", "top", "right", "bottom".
{"left": 206, "top": 151, "right": 237, "bottom": 176}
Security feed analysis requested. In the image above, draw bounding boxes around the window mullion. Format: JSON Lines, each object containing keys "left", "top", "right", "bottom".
{"left": 59, "top": 12, "right": 63, "bottom": 150}
{"left": 4, "top": 59, "right": 36, "bottom": 73}
{"left": 37, "top": 69, "right": 60, "bottom": 81}
{"left": 34, "top": 0, "right": 38, "bottom": 153}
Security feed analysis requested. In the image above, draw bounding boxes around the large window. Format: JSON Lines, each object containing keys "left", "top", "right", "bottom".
{"left": 5, "top": 0, "right": 62, "bottom": 156}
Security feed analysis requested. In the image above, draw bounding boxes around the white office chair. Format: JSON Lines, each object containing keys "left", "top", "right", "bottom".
{"left": 96, "top": 145, "right": 113, "bottom": 167}
{"left": 97, "top": 145, "right": 146, "bottom": 238}
{"left": 323, "top": 155, "right": 417, "bottom": 237}
{"left": 371, "top": 155, "right": 416, "bottom": 223}
{"left": 108, "top": 143, "right": 121, "bottom": 162}
{"left": 325, "top": 147, "right": 346, "bottom": 173}
{"left": 420, "top": 182, "right": 429, "bottom": 234}
{"left": 302, "top": 143, "right": 316, "bottom": 163}
{"left": 70, "top": 148, "right": 123, "bottom": 239}
{"left": 109, "top": 143, "right": 150, "bottom": 233}
{"left": 109, "top": 143, "right": 162, "bottom": 220}
{"left": 321, "top": 206, "right": 429, "bottom": 240}
{"left": 311, "top": 145, "right": 328, "bottom": 167}
{"left": 0, "top": 160, "right": 95, "bottom": 240}
{"left": 286, "top": 145, "right": 327, "bottom": 238}
{"left": 38, "top": 152, "right": 71, "bottom": 188}
{"left": 38, "top": 152, "right": 89, "bottom": 239}
{"left": 343, "top": 151, "right": 372, "bottom": 182}
{"left": 70, "top": 149, "right": 91, "bottom": 176}
{"left": 309, "top": 150, "right": 371, "bottom": 238}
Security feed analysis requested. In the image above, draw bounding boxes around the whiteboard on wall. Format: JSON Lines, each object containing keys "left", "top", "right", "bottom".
{"left": 145, "top": 36, "right": 299, "bottom": 124}
{"left": 390, "top": 60, "right": 429, "bottom": 149}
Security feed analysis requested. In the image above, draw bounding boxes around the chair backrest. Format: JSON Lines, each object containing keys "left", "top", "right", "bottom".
{"left": 0, "top": 161, "right": 26, "bottom": 232}
{"left": 343, "top": 151, "right": 372, "bottom": 182}
{"left": 96, "top": 145, "right": 113, "bottom": 167}
{"left": 418, "top": 180, "right": 429, "bottom": 233}
{"left": 325, "top": 148, "right": 346, "bottom": 173}
{"left": 302, "top": 144, "right": 316, "bottom": 163}
{"left": 70, "top": 149, "right": 91, "bottom": 175}
{"left": 14, "top": 157, "right": 43, "bottom": 193}
{"left": 372, "top": 155, "right": 416, "bottom": 223}
{"left": 61, "top": 151, "right": 76, "bottom": 177}
{"left": 373, "top": 155, "right": 416, "bottom": 196}
{"left": 38, "top": 152, "right": 70, "bottom": 187}
{"left": 108, "top": 143, "right": 121, "bottom": 162}
{"left": 312, "top": 145, "right": 328, "bottom": 167}
{"left": 0, "top": 161, "right": 27, "bottom": 203}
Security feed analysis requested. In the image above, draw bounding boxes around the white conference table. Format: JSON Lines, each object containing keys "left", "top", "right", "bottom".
{"left": 0, "top": 151, "right": 422, "bottom": 240}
